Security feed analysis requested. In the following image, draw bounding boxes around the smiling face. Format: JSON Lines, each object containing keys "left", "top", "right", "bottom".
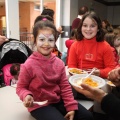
{"left": 82, "top": 17, "right": 98, "bottom": 40}
{"left": 36, "top": 28, "right": 55, "bottom": 58}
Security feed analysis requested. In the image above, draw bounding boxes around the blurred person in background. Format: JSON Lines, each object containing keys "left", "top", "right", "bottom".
{"left": 104, "top": 32, "right": 119, "bottom": 67}
{"left": 72, "top": 6, "right": 88, "bottom": 30}
{"left": 0, "top": 35, "right": 8, "bottom": 45}
{"left": 102, "top": 19, "right": 113, "bottom": 34}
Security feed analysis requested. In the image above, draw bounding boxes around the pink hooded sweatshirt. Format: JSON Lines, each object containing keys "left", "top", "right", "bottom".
{"left": 16, "top": 51, "right": 78, "bottom": 112}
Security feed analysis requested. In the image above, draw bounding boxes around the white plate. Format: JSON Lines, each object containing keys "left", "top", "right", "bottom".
{"left": 68, "top": 68, "right": 88, "bottom": 75}
{"left": 69, "top": 74, "right": 106, "bottom": 89}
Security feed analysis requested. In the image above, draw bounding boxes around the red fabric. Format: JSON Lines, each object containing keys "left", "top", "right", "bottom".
{"left": 65, "top": 39, "right": 74, "bottom": 65}
{"left": 16, "top": 51, "right": 78, "bottom": 112}
{"left": 2, "top": 64, "right": 13, "bottom": 85}
{"left": 111, "top": 47, "right": 119, "bottom": 67}
{"left": 68, "top": 37, "right": 116, "bottom": 78}
{"left": 72, "top": 18, "right": 81, "bottom": 30}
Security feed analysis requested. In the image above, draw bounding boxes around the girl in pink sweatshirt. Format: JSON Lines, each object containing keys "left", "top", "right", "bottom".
{"left": 16, "top": 20, "right": 93, "bottom": 120}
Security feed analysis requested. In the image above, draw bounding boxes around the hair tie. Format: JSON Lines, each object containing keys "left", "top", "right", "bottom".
{"left": 42, "top": 18, "right": 47, "bottom": 21}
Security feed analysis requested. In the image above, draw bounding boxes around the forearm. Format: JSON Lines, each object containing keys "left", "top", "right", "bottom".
{"left": 101, "top": 93, "right": 120, "bottom": 120}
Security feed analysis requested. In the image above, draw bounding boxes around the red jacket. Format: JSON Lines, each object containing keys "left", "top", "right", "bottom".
{"left": 16, "top": 51, "right": 78, "bottom": 112}
{"left": 68, "top": 37, "right": 116, "bottom": 78}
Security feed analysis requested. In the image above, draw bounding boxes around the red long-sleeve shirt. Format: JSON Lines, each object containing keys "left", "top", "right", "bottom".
{"left": 65, "top": 39, "right": 74, "bottom": 65}
{"left": 68, "top": 38, "right": 116, "bottom": 78}
{"left": 16, "top": 51, "right": 78, "bottom": 112}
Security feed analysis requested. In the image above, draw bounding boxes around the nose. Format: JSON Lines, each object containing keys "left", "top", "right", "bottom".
{"left": 44, "top": 40, "right": 49, "bottom": 45}
{"left": 86, "top": 26, "right": 91, "bottom": 30}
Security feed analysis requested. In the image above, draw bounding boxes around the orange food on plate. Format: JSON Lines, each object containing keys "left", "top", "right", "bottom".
{"left": 69, "top": 68, "right": 83, "bottom": 74}
{"left": 83, "top": 77, "right": 98, "bottom": 87}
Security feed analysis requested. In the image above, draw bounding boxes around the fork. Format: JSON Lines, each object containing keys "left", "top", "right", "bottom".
{"left": 81, "top": 68, "right": 96, "bottom": 81}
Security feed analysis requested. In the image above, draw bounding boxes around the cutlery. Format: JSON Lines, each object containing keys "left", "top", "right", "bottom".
{"left": 81, "top": 68, "right": 96, "bottom": 81}
{"left": 17, "top": 100, "right": 48, "bottom": 105}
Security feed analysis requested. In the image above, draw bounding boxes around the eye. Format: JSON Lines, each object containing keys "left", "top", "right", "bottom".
{"left": 90, "top": 24, "right": 96, "bottom": 28}
{"left": 82, "top": 24, "right": 87, "bottom": 27}
{"left": 39, "top": 37, "right": 45, "bottom": 41}
{"left": 49, "top": 39, "right": 55, "bottom": 42}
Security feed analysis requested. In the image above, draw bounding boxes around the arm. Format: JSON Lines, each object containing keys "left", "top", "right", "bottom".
{"left": 108, "top": 67, "right": 120, "bottom": 86}
{"left": 73, "top": 83, "right": 120, "bottom": 120}
{"left": 0, "top": 35, "right": 8, "bottom": 45}
{"left": 101, "top": 93, "right": 120, "bottom": 120}
{"left": 16, "top": 64, "right": 33, "bottom": 101}
{"left": 73, "top": 83, "right": 107, "bottom": 103}
{"left": 100, "top": 43, "right": 115, "bottom": 78}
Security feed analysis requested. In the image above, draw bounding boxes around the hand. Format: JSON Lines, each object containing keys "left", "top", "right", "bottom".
{"left": 0, "top": 35, "right": 8, "bottom": 45}
{"left": 23, "top": 95, "right": 34, "bottom": 108}
{"left": 64, "top": 111, "right": 75, "bottom": 120}
{"left": 57, "top": 26, "right": 63, "bottom": 33}
{"left": 73, "top": 84, "right": 107, "bottom": 103}
{"left": 92, "top": 68, "right": 100, "bottom": 77}
{"left": 108, "top": 68, "right": 120, "bottom": 87}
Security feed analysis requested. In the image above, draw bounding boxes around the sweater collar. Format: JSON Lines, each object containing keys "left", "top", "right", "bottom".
{"left": 32, "top": 51, "right": 56, "bottom": 61}
{"left": 83, "top": 37, "right": 96, "bottom": 43}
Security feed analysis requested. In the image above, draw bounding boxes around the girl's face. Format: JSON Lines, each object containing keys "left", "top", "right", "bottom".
{"left": 36, "top": 29, "right": 55, "bottom": 58}
{"left": 82, "top": 17, "right": 98, "bottom": 40}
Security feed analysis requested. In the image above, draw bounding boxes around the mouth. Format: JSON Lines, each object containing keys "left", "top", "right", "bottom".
{"left": 42, "top": 47, "right": 50, "bottom": 50}
{"left": 85, "top": 32, "right": 92, "bottom": 35}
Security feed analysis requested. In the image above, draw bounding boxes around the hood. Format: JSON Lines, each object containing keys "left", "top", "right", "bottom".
{"left": 30, "top": 51, "right": 56, "bottom": 63}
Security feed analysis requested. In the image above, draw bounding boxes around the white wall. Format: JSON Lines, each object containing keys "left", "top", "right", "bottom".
{"left": 58, "top": 0, "right": 79, "bottom": 52}
{"left": 5, "top": 0, "right": 20, "bottom": 39}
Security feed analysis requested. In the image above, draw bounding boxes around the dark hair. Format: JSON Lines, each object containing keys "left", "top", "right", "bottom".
{"left": 41, "top": 9, "right": 54, "bottom": 19}
{"left": 78, "top": 6, "right": 88, "bottom": 15}
{"left": 76, "top": 11, "right": 105, "bottom": 42}
{"left": 104, "top": 32, "right": 115, "bottom": 47}
{"left": 10, "top": 63, "right": 20, "bottom": 76}
{"left": 102, "top": 19, "right": 113, "bottom": 33}
{"left": 70, "top": 29, "right": 77, "bottom": 39}
{"left": 33, "top": 20, "right": 57, "bottom": 44}
{"left": 102, "top": 20, "right": 111, "bottom": 28}
{"left": 34, "top": 15, "right": 54, "bottom": 25}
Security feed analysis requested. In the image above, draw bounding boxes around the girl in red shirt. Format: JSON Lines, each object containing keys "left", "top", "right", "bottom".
{"left": 68, "top": 11, "right": 115, "bottom": 79}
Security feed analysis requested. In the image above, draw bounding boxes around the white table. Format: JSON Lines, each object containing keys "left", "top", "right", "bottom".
{"left": 0, "top": 86, "right": 93, "bottom": 120}
{"left": 0, "top": 86, "right": 35, "bottom": 120}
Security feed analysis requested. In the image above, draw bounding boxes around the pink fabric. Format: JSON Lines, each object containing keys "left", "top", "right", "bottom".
{"left": 2, "top": 64, "right": 13, "bottom": 85}
{"left": 16, "top": 51, "right": 78, "bottom": 112}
